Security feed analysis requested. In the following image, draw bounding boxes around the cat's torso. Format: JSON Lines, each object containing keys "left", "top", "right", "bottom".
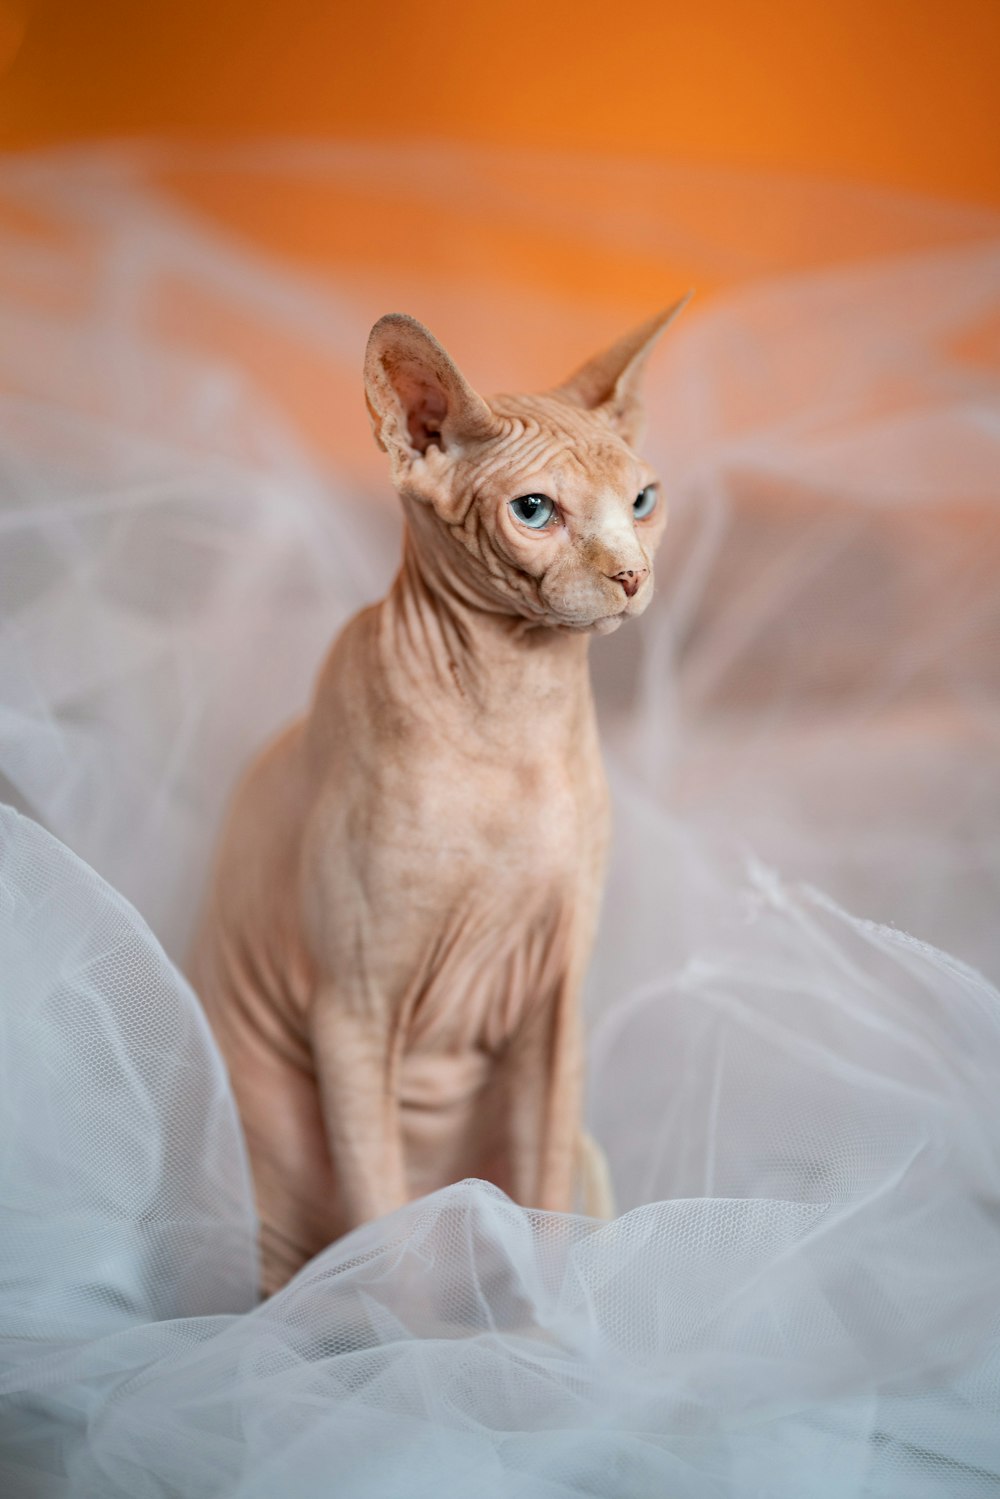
{"left": 190, "top": 598, "right": 608, "bottom": 1291}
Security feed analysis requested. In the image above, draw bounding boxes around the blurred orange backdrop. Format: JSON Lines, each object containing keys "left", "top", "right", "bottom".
{"left": 0, "top": 0, "right": 997, "bottom": 470}
{"left": 0, "top": 0, "right": 997, "bottom": 205}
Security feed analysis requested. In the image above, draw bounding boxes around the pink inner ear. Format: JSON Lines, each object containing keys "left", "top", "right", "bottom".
{"left": 394, "top": 360, "right": 449, "bottom": 453}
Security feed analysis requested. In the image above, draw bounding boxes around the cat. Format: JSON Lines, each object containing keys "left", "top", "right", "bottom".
{"left": 189, "top": 301, "right": 687, "bottom": 1294}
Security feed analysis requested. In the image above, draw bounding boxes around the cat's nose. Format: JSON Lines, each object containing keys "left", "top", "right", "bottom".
{"left": 611, "top": 567, "right": 647, "bottom": 599}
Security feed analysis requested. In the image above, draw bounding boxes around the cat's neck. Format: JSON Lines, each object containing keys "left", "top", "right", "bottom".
{"left": 378, "top": 526, "right": 593, "bottom": 729}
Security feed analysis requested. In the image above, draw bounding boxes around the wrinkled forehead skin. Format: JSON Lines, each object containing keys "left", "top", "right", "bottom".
{"left": 471, "top": 393, "right": 641, "bottom": 509}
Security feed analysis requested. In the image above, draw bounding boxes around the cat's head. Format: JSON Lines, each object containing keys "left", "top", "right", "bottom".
{"left": 364, "top": 301, "right": 689, "bottom": 635}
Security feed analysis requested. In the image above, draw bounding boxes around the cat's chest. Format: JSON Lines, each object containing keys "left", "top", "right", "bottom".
{"left": 303, "top": 695, "right": 608, "bottom": 1056}
{"left": 390, "top": 759, "right": 604, "bottom": 1048}
{"left": 375, "top": 724, "right": 606, "bottom": 877}
{"left": 403, "top": 885, "right": 581, "bottom": 1058}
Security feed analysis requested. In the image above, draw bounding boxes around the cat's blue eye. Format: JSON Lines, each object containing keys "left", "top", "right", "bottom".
{"left": 633, "top": 485, "right": 658, "bottom": 520}
{"left": 509, "top": 494, "right": 556, "bottom": 529}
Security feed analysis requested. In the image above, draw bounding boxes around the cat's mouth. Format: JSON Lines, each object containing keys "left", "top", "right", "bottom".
{"left": 540, "top": 578, "right": 652, "bottom": 634}
{"left": 593, "top": 593, "right": 652, "bottom": 633}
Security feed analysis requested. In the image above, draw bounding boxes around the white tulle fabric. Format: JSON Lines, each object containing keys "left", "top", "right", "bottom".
{"left": 1, "top": 146, "right": 999, "bottom": 1496}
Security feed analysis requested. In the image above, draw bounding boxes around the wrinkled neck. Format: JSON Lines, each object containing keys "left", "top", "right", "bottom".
{"left": 380, "top": 523, "right": 592, "bottom": 725}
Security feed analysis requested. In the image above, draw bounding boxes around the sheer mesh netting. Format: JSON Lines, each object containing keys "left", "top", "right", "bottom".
{"left": 1, "top": 146, "right": 999, "bottom": 1495}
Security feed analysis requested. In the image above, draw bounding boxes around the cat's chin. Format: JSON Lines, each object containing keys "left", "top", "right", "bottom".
{"left": 549, "top": 613, "right": 626, "bottom": 637}
{"left": 589, "top": 614, "right": 626, "bottom": 636}
{"left": 538, "top": 602, "right": 640, "bottom": 635}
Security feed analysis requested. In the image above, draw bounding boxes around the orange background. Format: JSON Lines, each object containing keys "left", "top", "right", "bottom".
{"left": 0, "top": 0, "right": 997, "bottom": 206}
{"left": 0, "top": 0, "right": 996, "bottom": 467}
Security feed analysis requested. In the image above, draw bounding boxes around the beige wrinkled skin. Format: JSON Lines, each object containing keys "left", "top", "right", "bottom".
{"left": 189, "top": 302, "right": 686, "bottom": 1295}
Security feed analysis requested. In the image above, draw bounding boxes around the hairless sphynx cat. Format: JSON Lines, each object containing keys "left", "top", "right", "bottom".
{"left": 189, "top": 301, "right": 687, "bottom": 1294}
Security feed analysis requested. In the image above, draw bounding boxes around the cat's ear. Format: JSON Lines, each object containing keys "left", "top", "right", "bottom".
{"left": 365, "top": 314, "right": 497, "bottom": 480}
{"left": 553, "top": 294, "right": 692, "bottom": 446}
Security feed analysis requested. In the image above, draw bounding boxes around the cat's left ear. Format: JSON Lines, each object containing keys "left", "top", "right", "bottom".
{"left": 553, "top": 293, "right": 692, "bottom": 447}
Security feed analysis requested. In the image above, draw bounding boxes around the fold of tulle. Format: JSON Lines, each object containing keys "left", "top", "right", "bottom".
{"left": 2, "top": 806, "right": 1000, "bottom": 1497}
{"left": 1, "top": 145, "right": 999, "bottom": 1495}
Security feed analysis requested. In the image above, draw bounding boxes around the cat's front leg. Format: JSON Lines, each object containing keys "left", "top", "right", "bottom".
{"left": 505, "top": 979, "right": 583, "bottom": 1213}
{"left": 310, "top": 990, "right": 409, "bottom": 1230}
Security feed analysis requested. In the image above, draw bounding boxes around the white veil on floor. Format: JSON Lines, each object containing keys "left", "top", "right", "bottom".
{"left": 1, "top": 144, "right": 999, "bottom": 1496}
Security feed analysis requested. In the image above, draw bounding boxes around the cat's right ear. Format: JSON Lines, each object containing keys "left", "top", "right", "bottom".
{"left": 364, "top": 314, "right": 497, "bottom": 483}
